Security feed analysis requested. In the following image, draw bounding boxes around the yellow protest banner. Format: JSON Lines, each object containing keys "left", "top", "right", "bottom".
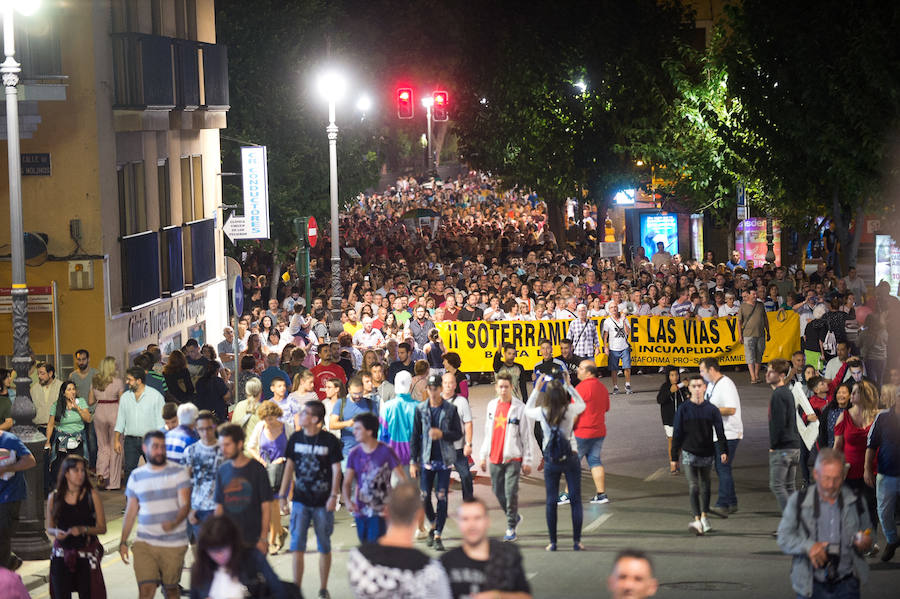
{"left": 435, "top": 311, "right": 800, "bottom": 372}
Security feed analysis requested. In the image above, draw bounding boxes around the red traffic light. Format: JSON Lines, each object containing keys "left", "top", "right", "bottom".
{"left": 397, "top": 87, "right": 413, "bottom": 119}
{"left": 432, "top": 90, "right": 448, "bottom": 121}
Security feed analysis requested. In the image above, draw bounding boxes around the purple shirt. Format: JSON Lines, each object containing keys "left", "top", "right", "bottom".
{"left": 346, "top": 442, "right": 401, "bottom": 517}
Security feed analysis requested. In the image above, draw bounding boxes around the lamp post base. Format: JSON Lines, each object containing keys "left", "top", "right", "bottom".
{"left": 9, "top": 425, "right": 50, "bottom": 561}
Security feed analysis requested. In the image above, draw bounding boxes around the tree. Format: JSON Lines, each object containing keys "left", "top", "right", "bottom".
{"left": 718, "top": 0, "right": 900, "bottom": 268}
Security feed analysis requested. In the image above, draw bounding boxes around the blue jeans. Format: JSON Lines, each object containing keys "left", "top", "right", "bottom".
{"left": 876, "top": 474, "right": 899, "bottom": 544}
{"left": 714, "top": 439, "right": 740, "bottom": 508}
{"left": 289, "top": 503, "right": 334, "bottom": 553}
{"left": 575, "top": 436, "right": 605, "bottom": 468}
{"left": 454, "top": 448, "right": 474, "bottom": 501}
{"left": 354, "top": 515, "right": 386, "bottom": 543}
{"left": 123, "top": 435, "right": 144, "bottom": 488}
{"left": 420, "top": 467, "right": 451, "bottom": 534}
{"left": 543, "top": 455, "right": 583, "bottom": 545}
{"left": 190, "top": 509, "right": 214, "bottom": 542}
{"left": 769, "top": 448, "right": 800, "bottom": 513}
{"left": 801, "top": 576, "right": 859, "bottom": 599}
{"left": 85, "top": 421, "right": 98, "bottom": 471}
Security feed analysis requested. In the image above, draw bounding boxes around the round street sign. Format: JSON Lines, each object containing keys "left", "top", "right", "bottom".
{"left": 307, "top": 216, "right": 318, "bottom": 248}
{"left": 232, "top": 275, "right": 244, "bottom": 316}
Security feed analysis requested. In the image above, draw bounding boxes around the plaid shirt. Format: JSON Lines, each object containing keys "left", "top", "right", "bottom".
{"left": 568, "top": 318, "right": 599, "bottom": 357}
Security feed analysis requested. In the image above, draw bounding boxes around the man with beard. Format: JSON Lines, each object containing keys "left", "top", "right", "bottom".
{"left": 440, "top": 498, "right": 532, "bottom": 599}
{"left": 119, "top": 430, "right": 191, "bottom": 599}
{"left": 214, "top": 423, "right": 272, "bottom": 555}
{"left": 114, "top": 367, "right": 166, "bottom": 486}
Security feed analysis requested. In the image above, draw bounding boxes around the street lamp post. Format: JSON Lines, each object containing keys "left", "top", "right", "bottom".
{"left": 3, "top": 0, "right": 50, "bottom": 561}
{"left": 317, "top": 71, "right": 346, "bottom": 331}
{"left": 421, "top": 96, "right": 434, "bottom": 175}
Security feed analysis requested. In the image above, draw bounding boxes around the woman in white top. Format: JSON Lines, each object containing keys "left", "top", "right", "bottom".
{"left": 525, "top": 373, "right": 586, "bottom": 552}
{"left": 718, "top": 293, "right": 740, "bottom": 317}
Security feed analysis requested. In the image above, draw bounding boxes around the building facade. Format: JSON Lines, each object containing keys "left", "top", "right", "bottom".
{"left": 0, "top": 0, "right": 230, "bottom": 378}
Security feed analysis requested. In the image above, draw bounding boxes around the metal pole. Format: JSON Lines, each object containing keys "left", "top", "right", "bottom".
{"left": 425, "top": 104, "right": 433, "bottom": 175}
{"left": 3, "top": 4, "right": 49, "bottom": 560}
{"left": 742, "top": 206, "right": 750, "bottom": 265}
{"left": 326, "top": 100, "right": 341, "bottom": 329}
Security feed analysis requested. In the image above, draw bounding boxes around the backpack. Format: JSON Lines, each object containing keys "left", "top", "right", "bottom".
{"left": 542, "top": 426, "right": 571, "bottom": 464}
{"left": 822, "top": 319, "right": 837, "bottom": 355}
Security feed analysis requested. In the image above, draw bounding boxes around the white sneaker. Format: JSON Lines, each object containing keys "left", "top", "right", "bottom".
{"left": 700, "top": 516, "right": 711, "bottom": 533}
{"left": 689, "top": 520, "right": 704, "bottom": 535}
{"left": 613, "top": 385, "right": 619, "bottom": 395}
{"left": 625, "top": 385, "right": 632, "bottom": 395}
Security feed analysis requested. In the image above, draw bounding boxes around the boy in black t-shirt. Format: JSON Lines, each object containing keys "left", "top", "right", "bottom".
{"left": 440, "top": 498, "right": 532, "bottom": 599}
{"left": 279, "top": 400, "right": 343, "bottom": 599}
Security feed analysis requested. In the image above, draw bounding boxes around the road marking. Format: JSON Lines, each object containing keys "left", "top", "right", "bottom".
{"left": 643, "top": 467, "right": 669, "bottom": 482}
{"left": 527, "top": 572, "right": 538, "bottom": 580}
{"left": 584, "top": 512, "right": 612, "bottom": 532}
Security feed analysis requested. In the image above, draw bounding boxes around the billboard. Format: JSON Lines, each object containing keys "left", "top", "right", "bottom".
{"left": 691, "top": 214, "right": 704, "bottom": 261}
{"left": 640, "top": 213, "right": 678, "bottom": 259}
{"left": 736, "top": 217, "right": 781, "bottom": 267}
{"left": 875, "top": 235, "right": 899, "bottom": 298}
{"left": 241, "top": 146, "right": 270, "bottom": 239}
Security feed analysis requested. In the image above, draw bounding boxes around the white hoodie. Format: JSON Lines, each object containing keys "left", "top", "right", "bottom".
{"left": 480, "top": 397, "right": 534, "bottom": 466}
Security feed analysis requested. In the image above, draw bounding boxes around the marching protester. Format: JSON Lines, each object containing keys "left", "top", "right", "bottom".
{"left": 670, "top": 374, "right": 727, "bottom": 535}
{"left": 280, "top": 400, "right": 343, "bottom": 599}
{"left": 440, "top": 498, "right": 533, "bottom": 598}
{"left": 183, "top": 410, "right": 222, "bottom": 543}
{"left": 777, "top": 449, "right": 872, "bottom": 599}
{"left": 442, "top": 371, "right": 475, "bottom": 501}
{"left": 699, "top": 358, "right": 743, "bottom": 514}
{"left": 572, "top": 360, "right": 610, "bottom": 504}
{"left": 525, "top": 370, "right": 586, "bottom": 551}
{"left": 864, "top": 393, "right": 900, "bottom": 562}
{"left": 91, "top": 357, "right": 124, "bottom": 490}
{"left": 114, "top": 367, "right": 166, "bottom": 486}
{"left": 46, "top": 455, "right": 107, "bottom": 598}
{"left": 348, "top": 480, "right": 453, "bottom": 598}
{"left": 44, "top": 381, "right": 91, "bottom": 491}
{"left": 480, "top": 373, "right": 533, "bottom": 542}
{"left": 247, "top": 400, "right": 292, "bottom": 553}
{"left": 0, "top": 430, "right": 36, "bottom": 572}
{"left": 602, "top": 301, "right": 633, "bottom": 395}
{"left": 410, "top": 374, "right": 463, "bottom": 551}
{"left": 656, "top": 366, "right": 689, "bottom": 474}
{"left": 119, "top": 431, "right": 191, "bottom": 599}
{"left": 767, "top": 359, "right": 803, "bottom": 515}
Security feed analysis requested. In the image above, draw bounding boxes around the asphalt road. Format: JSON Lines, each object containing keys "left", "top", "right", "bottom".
{"left": 19, "top": 371, "right": 900, "bottom": 598}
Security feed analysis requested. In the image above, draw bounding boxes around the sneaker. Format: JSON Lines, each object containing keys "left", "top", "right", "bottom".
{"left": 881, "top": 541, "right": 899, "bottom": 562}
{"left": 504, "top": 528, "right": 517, "bottom": 542}
{"left": 727, "top": 505, "right": 739, "bottom": 514}
{"left": 545, "top": 542, "right": 557, "bottom": 551}
{"left": 573, "top": 541, "right": 585, "bottom": 551}
{"left": 318, "top": 591, "right": 331, "bottom": 599}
{"left": 864, "top": 543, "right": 880, "bottom": 558}
{"left": 613, "top": 385, "right": 619, "bottom": 395}
{"left": 625, "top": 384, "right": 632, "bottom": 395}
{"left": 700, "top": 516, "right": 711, "bottom": 533}
{"left": 426, "top": 528, "right": 435, "bottom": 548}
{"left": 515, "top": 513, "right": 523, "bottom": 527}
{"left": 557, "top": 492, "right": 571, "bottom": 505}
{"left": 433, "top": 537, "right": 445, "bottom": 551}
{"left": 689, "top": 520, "right": 704, "bottom": 536}
{"left": 591, "top": 493, "right": 609, "bottom": 504}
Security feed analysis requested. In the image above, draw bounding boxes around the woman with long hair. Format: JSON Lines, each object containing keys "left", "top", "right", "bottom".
{"left": 240, "top": 333, "right": 266, "bottom": 373}
{"left": 360, "top": 349, "right": 380, "bottom": 376}
{"left": 45, "top": 455, "right": 107, "bottom": 598}
{"left": 656, "top": 366, "right": 689, "bottom": 474}
{"left": 163, "top": 349, "right": 195, "bottom": 404}
{"left": 819, "top": 382, "right": 852, "bottom": 449}
{"left": 322, "top": 378, "right": 345, "bottom": 438}
{"left": 231, "top": 377, "right": 262, "bottom": 437}
{"left": 44, "top": 381, "right": 91, "bottom": 486}
{"left": 259, "top": 314, "right": 275, "bottom": 340}
{"left": 834, "top": 380, "right": 881, "bottom": 544}
{"left": 91, "top": 357, "right": 124, "bottom": 490}
{"left": 189, "top": 515, "right": 284, "bottom": 599}
{"left": 247, "top": 400, "right": 292, "bottom": 553}
{"left": 525, "top": 375, "right": 586, "bottom": 551}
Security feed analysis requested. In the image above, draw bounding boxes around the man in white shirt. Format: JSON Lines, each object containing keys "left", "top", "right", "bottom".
{"left": 841, "top": 267, "right": 866, "bottom": 303}
{"left": 700, "top": 358, "right": 743, "bottom": 514}
{"left": 651, "top": 241, "right": 673, "bottom": 270}
{"left": 602, "top": 302, "right": 632, "bottom": 395}
{"left": 30, "top": 362, "right": 62, "bottom": 435}
{"left": 352, "top": 317, "right": 385, "bottom": 351}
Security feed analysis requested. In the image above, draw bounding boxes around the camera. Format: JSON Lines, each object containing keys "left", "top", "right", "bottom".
{"left": 547, "top": 363, "right": 566, "bottom": 380}
{"left": 824, "top": 543, "right": 841, "bottom": 582}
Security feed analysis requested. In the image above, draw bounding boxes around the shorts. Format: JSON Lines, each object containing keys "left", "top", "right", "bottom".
{"left": 575, "top": 436, "right": 605, "bottom": 468}
{"left": 131, "top": 541, "right": 188, "bottom": 590}
{"left": 744, "top": 336, "right": 765, "bottom": 365}
{"left": 608, "top": 348, "right": 631, "bottom": 370}
{"left": 664, "top": 425, "right": 674, "bottom": 438}
{"left": 354, "top": 515, "right": 387, "bottom": 543}
{"left": 289, "top": 502, "right": 334, "bottom": 553}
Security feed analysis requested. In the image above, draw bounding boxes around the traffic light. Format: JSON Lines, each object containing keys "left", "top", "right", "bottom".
{"left": 432, "top": 90, "right": 448, "bottom": 121}
{"left": 397, "top": 88, "right": 414, "bottom": 119}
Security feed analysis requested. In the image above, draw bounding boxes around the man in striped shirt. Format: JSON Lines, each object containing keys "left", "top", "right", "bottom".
{"left": 164, "top": 403, "right": 199, "bottom": 464}
{"left": 119, "top": 431, "right": 191, "bottom": 599}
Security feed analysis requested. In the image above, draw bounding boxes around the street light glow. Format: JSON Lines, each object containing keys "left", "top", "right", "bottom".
{"left": 574, "top": 79, "right": 587, "bottom": 93}
{"left": 6, "top": 0, "right": 41, "bottom": 16}
{"left": 356, "top": 94, "right": 372, "bottom": 112}
{"left": 421, "top": 96, "right": 434, "bottom": 108}
{"left": 317, "top": 70, "right": 347, "bottom": 102}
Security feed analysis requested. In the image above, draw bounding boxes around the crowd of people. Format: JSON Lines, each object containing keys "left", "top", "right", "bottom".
{"left": 0, "top": 173, "right": 898, "bottom": 599}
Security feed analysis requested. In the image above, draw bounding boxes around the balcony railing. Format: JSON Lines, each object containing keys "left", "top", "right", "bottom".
{"left": 120, "top": 231, "right": 161, "bottom": 310}
{"left": 112, "top": 33, "right": 229, "bottom": 113}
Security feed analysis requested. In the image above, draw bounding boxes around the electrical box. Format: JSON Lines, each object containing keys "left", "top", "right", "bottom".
{"left": 68, "top": 260, "right": 94, "bottom": 290}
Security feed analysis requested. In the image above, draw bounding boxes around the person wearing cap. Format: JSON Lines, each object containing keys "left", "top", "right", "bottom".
{"left": 409, "top": 373, "right": 463, "bottom": 552}
{"left": 352, "top": 316, "right": 384, "bottom": 352}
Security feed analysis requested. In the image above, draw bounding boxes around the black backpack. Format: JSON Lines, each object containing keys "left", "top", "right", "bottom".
{"left": 542, "top": 426, "right": 571, "bottom": 464}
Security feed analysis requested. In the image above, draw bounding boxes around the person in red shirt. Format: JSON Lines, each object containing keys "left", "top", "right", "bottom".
{"left": 574, "top": 360, "right": 611, "bottom": 504}
{"left": 310, "top": 345, "right": 347, "bottom": 399}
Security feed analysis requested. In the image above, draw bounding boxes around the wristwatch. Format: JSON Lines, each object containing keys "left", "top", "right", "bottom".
{"left": 465, "top": 442, "right": 473, "bottom": 448}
